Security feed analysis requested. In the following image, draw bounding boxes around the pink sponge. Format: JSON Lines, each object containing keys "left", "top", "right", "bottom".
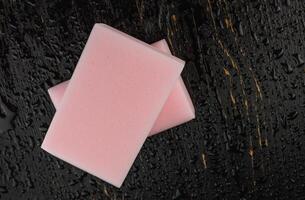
{"left": 41, "top": 24, "right": 185, "bottom": 187}
{"left": 48, "top": 40, "right": 195, "bottom": 136}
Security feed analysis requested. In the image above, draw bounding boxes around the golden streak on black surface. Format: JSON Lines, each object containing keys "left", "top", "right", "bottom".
{"left": 171, "top": 14, "right": 177, "bottom": 22}
{"left": 103, "top": 185, "right": 110, "bottom": 197}
{"left": 264, "top": 138, "right": 268, "bottom": 147}
{"left": 254, "top": 78, "right": 263, "bottom": 100}
{"left": 249, "top": 136, "right": 256, "bottom": 186}
{"left": 222, "top": 0, "right": 263, "bottom": 104}
{"left": 166, "top": 27, "right": 174, "bottom": 52}
{"left": 224, "top": 18, "right": 235, "bottom": 33}
{"left": 222, "top": 0, "right": 236, "bottom": 33}
{"left": 229, "top": 91, "right": 236, "bottom": 106}
{"left": 248, "top": 147, "right": 254, "bottom": 157}
{"left": 223, "top": 67, "right": 237, "bottom": 109}
{"left": 221, "top": 0, "right": 266, "bottom": 151}
{"left": 212, "top": 1, "right": 263, "bottom": 184}
{"left": 244, "top": 99, "right": 249, "bottom": 112}
{"left": 210, "top": 2, "right": 269, "bottom": 180}
{"left": 222, "top": 2, "right": 265, "bottom": 154}
{"left": 208, "top": 4, "right": 259, "bottom": 180}
{"left": 218, "top": 39, "right": 249, "bottom": 116}
{"left": 256, "top": 114, "right": 262, "bottom": 148}
{"left": 201, "top": 153, "right": 207, "bottom": 169}
{"left": 217, "top": 40, "right": 238, "bottom": 71}
{"left": 166, "top": 13, "right": 177, "bottom": 46}
{"left": 135, "top": 0, "right": 144, "bottom": 22}
{"left": 171, "top": 14, "right": 178, "bottom": 32}
{"left": 223, "top": 67, "right": 230, "bottom": 76}
{"left": 208, "top": 3, "right": 264, "bottom": 186}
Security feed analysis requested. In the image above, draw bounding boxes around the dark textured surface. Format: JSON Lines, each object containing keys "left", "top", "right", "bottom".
{"left": 1, "top": 0, "right": 305, "bottom": 199}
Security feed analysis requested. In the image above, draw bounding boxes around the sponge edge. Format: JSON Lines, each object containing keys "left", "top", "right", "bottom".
{"left": 149, "top": 40, "right": 195, "bottom": 134}
{"left": 42, "top": 23, "right": 185, "bottom": 187}
{"left": 48, "top": 81, "right": 69, "bottom": 109}
{"left": 48, "top": 39, "right": 195, "bottom": 136}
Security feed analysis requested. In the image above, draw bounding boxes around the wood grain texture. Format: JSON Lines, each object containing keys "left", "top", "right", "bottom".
{"left": 0, "top": 0, "right": 305, "bottom": 199}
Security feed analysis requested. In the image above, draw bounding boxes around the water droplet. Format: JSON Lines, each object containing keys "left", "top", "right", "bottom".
{"left": 274, "top": 48, "right": 284, "bottom": 59}
{"left": 281, "top": 62, "right": 293, "bottom": 74}
{"left": 172, "top": 189, "right": 182, "bottom": 199}
{"left": 0, "top": 186, "right": 8, "bottom": 193}
{"left": 287, "top": 111, "right": 298, "bottom": 120}
{"left": 238, "top": 22, "right": 244, "bottom": 36}
{"left": 0, "top": 98, "right": 16, "bottom": 133}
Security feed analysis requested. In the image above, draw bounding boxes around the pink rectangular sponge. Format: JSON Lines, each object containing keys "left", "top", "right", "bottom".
{"left": 41, "top": 24, "right": 185, "bottom": 187}
{"left": 48, "top": 40, "right": 195, "bottom": 136}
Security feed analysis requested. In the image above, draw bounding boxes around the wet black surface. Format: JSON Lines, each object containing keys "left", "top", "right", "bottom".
{"left": 1, "top": 0, "right": 305, "bottom": 199}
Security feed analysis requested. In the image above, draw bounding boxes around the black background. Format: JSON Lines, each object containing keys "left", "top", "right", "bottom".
{"left": 1, "top": 0, "right": 305, "bottom": 199}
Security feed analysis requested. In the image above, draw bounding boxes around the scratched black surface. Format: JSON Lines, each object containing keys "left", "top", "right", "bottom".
{"left": 0, "top": 0, "right": 305, "bottom": 199}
